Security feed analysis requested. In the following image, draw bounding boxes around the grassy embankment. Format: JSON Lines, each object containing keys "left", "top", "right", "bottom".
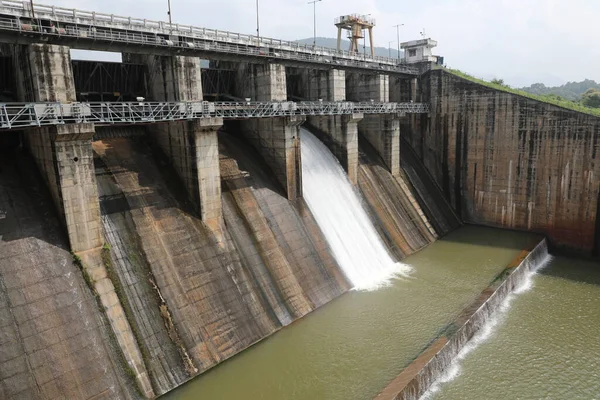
{"left": 445, "top": 68, "right": 600, "bottom": 118}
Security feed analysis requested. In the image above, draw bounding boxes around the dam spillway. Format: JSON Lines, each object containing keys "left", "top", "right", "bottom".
{"left": 300, "top": 128, "right": 411, "bottom": 290}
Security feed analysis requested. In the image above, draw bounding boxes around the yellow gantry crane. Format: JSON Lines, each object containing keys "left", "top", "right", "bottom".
{"left": 335, "top": 14, "right": 376, "bottom": 57}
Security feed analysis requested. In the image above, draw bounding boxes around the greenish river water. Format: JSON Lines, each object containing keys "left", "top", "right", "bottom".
{"left": 165, "top": 226, "right": 539, "bottom": 400}
{"left": 426, "top": 256, "right": 600, "bottom": 400}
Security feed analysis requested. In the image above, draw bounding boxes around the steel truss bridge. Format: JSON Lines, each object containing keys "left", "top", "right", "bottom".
{"left": 0, "top": 101, "right": 430, "bottom": 130}
{"left": 0, "top": 1, "right": 420, "bottom": 75}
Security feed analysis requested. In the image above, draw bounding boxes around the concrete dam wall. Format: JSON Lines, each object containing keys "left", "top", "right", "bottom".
{"left": 0, "top": 119, "right": 457, "bottom": 398}
{"left": 405, "top": 69, "right": 600, "bottom": 255}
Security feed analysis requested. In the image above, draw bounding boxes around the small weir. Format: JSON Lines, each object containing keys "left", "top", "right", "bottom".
{"left": 422, "top": 245, "right": 553, "bottom": 399}
{"left": 425, "top": 255, "right": 600, "bottom": 400}
{"left": 300, "top": 128, "right": 411, "bottom": 290}
{"left": 376, "top": 240, "right": 551, "bottom": 400}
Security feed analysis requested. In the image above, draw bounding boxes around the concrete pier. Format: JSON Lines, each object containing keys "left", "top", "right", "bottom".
{"left": 124, "top": 54, "right": 203, "bottom": 101}
{"left": 25, "top": 124, "right": 102, "bottom": 252}
{"left": 157, "top": 118, "right": 224, "bottom": 223}
{"left": 347, "top": 72, "right": 401, "bottom": 176}
{"left": 237, "top": 63, "right": 287, "bottom": 101}
{"left": 13, "top": 43, "right": 76, "bottom": 102}
{"left": 127, "top": 53, "right": 224, "bottom": 223}
{"left": 13, "top": 44, "right": 155, "bottom": 398}
{"left": 13, "top": 44, "right": 101, "bottom": 250}
{"left": 296, "top": 69, "right": 363, "bottom": 184}
{"left": 237, "top": 62, "right": 305, "bottom": 200}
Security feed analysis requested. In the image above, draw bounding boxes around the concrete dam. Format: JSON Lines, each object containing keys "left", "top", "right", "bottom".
{"left": 0, "top": 2, "right": 599, "bottom": 400}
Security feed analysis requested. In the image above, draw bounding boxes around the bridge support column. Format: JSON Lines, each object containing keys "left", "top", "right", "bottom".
{"left": 123, "top": 54, "right": 203, "bottom": 101}
{"left": 347, "top": 72, "right": 401, "bottom": 176}
{"left": 301, "top": 68, "right": 346, "bottom": 101}
{"left": 125, "top": 53, "right": 225, "bottom": 222}
{"left": 13, "top": 43, "right": 76, "bottom": 102}
{"left": 237, "top": 63, "right": 287, "bottom": 101}
{"left": 236, "top": 62, "right": 304, "bottom": 199}
{"left": 13, "top": 43, "right": 101, "bottom": 249}
{"left": 25, "top": 124, "right": 102, "bottom": 252}
{"left": 298, "top": 69, "right": 363, "bottom": 184}
{"left": 154, "top": 118, "right": 224, "bottom": 225}
{"left": 244, "top": 116, "right": 305, "bottom": 200}
{"left": 14, "top": 46, "right": 155, "bottom": 397}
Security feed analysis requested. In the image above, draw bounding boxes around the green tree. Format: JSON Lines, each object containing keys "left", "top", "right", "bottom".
{"left": 491, "top": 78, "right": 505, "bottom": 86}
{"left": 581, "top": 88, "right": 600, "bottom": 108}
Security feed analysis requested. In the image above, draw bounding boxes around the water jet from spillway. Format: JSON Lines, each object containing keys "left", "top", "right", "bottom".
{"left": 300, "top": 128, "right": 411, "bottom": 291}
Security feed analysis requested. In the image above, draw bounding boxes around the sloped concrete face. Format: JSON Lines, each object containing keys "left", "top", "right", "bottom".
{"left": 0, "top": 155, "right": 131, "bottom": 400}
{"left": 23, "top": 126, "right": 156, "bottom": 396}
{"left": 410, "top": 69, "right": 600, "bottom": 253}
{"left": 91, "top": 135, "right": 348, "bottom": 385}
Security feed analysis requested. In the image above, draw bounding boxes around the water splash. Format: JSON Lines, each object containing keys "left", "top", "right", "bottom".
{"left": 422, "top": 252, "right": 553, "bottom": 399}
{"left": 300, "top": 128, "right": 411, "bottom": 291}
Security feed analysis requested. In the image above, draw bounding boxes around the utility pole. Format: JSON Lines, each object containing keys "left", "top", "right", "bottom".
{"left": 29, "top": 0, "right": 35, "bottom": 19}
{"left": 167, "top": 0, "right": 172, "bottom": 25}
{"left": 388, "top": 40, "right": 395, "bottom": 58}
{"left": 393, "top": 23, "right": 404, "bottom": 61}
{"left": 308, "top": 0, "right": 322, "bottom": 48}
{"left": 256, "top": 0, "right": 260, "bottom": 40}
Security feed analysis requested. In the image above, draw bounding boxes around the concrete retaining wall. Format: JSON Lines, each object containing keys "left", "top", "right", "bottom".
{"left": 407, "top": 69, "right": 600, "bottom": 254}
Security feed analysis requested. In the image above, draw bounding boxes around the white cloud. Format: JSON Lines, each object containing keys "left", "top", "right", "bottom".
{"left": 49, "top": 0, "right": 599, "bottom": 85}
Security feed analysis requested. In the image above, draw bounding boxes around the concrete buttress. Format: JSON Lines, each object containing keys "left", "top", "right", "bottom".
{"left": 347, "top": 72, "right": 401, "bottom": 176}
{"left": 24, "top": 124, "right": 102, "bottom": 253}
{"left": 13, "top": 43, "right": 76, "bottom": 102}
{"left": 237, "top": 62, "right": 305, "bottom": 199}
{"left": 296, "top": 69, "right": 363, "bottom": 184}
{"left": 14, "top": 43, "right": 155, "bottom": 398}
{"left": 125, "top": 53, "right": 225, "bottom": 223}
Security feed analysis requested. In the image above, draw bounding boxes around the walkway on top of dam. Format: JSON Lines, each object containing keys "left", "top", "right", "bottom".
{"left": 0, "top": 100, "right": 429, "bottom": 130}
{"left": 0, "top": 1, "right": 419, "bottom": 75}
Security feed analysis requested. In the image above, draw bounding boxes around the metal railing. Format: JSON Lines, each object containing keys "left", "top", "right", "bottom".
{"left": 0, "top": 1, "right": 418, "bottom": 75}
{"left": 0, "top": 101, "right": 429, "bottom": 130}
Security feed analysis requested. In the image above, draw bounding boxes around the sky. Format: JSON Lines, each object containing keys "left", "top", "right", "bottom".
{"left": 54, "top": 0, "right": 600, "bottom": 87}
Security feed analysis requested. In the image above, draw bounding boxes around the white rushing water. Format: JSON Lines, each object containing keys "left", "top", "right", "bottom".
{"left": 300, "top": 128, "right": 411, "bottom": 291}
{"left": 421, "top": 249, "right": 553, "bottom": 399}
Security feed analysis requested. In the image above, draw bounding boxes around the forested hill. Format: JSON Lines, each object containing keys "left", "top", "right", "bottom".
{"left": 520, "top": 79, "right": 600, "bottom": 101}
